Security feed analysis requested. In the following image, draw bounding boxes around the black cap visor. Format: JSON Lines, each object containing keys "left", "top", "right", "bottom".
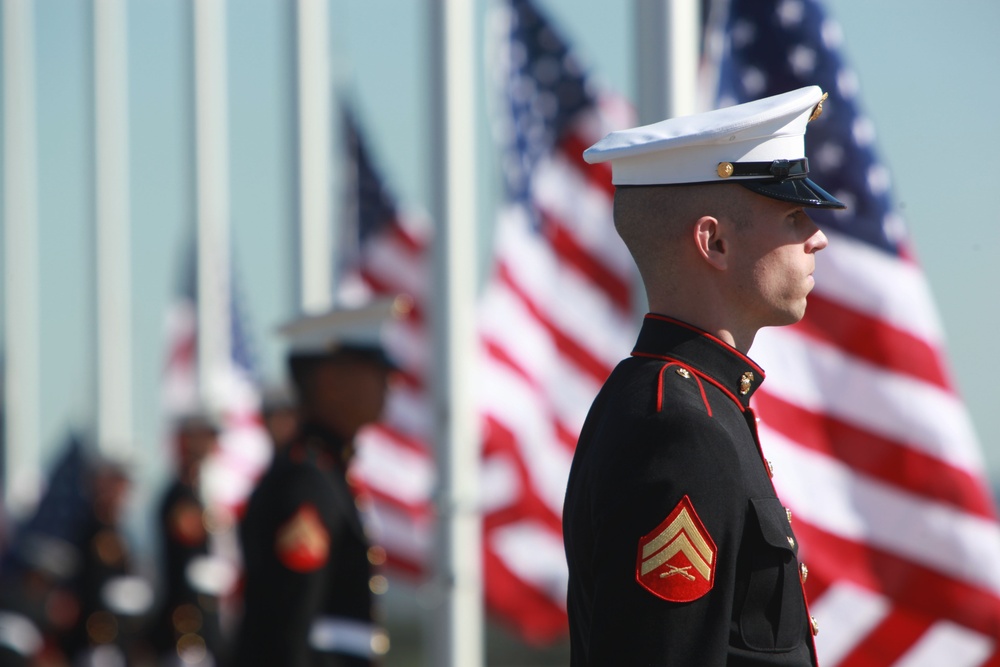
{"left": 739, "top": 176, "right": 845, "bottom": 209}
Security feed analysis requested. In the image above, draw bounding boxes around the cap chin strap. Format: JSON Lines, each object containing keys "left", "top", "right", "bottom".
{"left": 717, "top": 158, "right": 809, "bottom": 181}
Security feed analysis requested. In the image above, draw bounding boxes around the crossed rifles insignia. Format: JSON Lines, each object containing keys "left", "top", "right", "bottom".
{"left": 635, "top": 495, "right": 717, "bottom": 602}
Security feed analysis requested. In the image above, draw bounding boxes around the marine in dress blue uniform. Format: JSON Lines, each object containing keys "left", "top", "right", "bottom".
{"left": 231, "top": 300, "right": 401, "bottom": 667}
{"left": 564, "top": 87, "right": 845, "bottom": 666}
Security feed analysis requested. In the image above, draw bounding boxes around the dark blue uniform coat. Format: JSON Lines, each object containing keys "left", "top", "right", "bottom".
{"left": 232, "top": 425, "right": 378, "bottom": 667}
{"left": 564, "top": 314, "right": 817, "bottom": 666}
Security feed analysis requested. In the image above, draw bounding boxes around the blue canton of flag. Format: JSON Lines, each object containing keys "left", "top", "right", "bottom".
{"left": 496, "top": 0, "right": 593, "bottom": 207}
{"left": 712, "top": 0, "right": 903, "bottom": 255}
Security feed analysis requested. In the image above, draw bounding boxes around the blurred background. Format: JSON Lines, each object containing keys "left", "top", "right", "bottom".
{"left": 2, "top": 0, "right": 999, "bottom": 665}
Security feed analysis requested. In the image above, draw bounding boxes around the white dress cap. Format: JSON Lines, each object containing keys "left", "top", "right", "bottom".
{"left": 277, "top": 295, "right": 411, "bottom": 361}
{"left": 583, "top": 86, "right": 842, "bottom": 209}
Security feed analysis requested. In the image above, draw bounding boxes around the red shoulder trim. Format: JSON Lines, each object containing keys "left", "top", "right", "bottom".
{"left": 656, "top": 362, "right": 712, "bottom": 417}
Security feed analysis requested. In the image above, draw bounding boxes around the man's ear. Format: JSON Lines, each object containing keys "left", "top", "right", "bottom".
{"left": 693, "top": 215, "right": 727, "bottom": 270}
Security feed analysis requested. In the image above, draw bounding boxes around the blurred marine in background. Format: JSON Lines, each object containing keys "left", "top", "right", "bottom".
{"left": 150, "top": 413, "right": 225, "bottom": 667}
{"left": 230, "top": 299, "right": 400, "bottom": 667}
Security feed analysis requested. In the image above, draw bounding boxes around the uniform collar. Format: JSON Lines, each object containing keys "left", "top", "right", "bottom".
{"left": 289, "top": 422, "right": 351, "bottom": 470}
{"left": 631, "top": 313, "right": 766, "bottom": 409}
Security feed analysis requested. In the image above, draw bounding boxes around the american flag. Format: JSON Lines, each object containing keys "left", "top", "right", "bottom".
{"left": 477, "top": 0, "right": 636, "bottom": 641}
{"left": 707, "top": 0, "right": 1000, "bottom": 664}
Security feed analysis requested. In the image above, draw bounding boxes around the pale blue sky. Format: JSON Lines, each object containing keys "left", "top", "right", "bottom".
{"left": 3, "top": 0, "right": 999, "bottom": 511}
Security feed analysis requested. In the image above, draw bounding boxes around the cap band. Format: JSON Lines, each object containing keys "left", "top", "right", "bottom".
{"left": 718, "top": 158, "right": 809, "bottom": 181}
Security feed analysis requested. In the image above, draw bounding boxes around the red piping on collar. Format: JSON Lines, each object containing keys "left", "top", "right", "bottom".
{"left": 643, "top": 313, "right": 766, "bottom": 377}
{"left": 637, "top": 352, "right": 747, "bottom": 412}
{"left": 657, "top": 362, "right": 712, "bottom": 417}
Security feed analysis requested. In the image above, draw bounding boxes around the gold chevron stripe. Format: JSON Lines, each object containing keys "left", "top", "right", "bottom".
{"left": 640, "top": 533, "right": 711, "bottom": 580}
{"left": 641, "top": 508, "right": 713, "bottom": 564}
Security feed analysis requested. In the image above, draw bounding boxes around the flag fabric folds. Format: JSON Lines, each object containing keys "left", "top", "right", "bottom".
{"left": 708, "top": 0, "right": 1000, "bottom": 664}
{"left": 477, "top": 0, "right": 636, "bottom": 641}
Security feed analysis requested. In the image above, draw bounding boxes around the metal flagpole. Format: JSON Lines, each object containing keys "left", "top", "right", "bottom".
{"left": 635, "top": 0, "right": 700, "bottom": 123}
{"left": 93, "top": 0, "right": 133, "bottom": 459}
{"left": 2, "top": 0, "right": 42, "bottom": 517}
{"left": 428, "top": 0, "right": 482, "bottom": 665}
{"left": 633, "top": 0, "right": 700, "bottom": 320}
{"left": 192, "top": 0, "right": 232, "bottom": 412}
{"left": 296, "top": 0, "right": 338, "bottom": 312}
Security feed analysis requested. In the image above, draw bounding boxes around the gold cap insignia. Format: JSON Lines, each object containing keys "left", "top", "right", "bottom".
{"left": 808, "top": 92, "right": 829, "bottom": 122}
{"left": 276, "top": 503, "right": 330, "bottom": 572}
{"left": 717, "top": 162, "right": 734, "bottom": 178}
{"left": 739, "top": 371, "right": 754, "bottom": 395}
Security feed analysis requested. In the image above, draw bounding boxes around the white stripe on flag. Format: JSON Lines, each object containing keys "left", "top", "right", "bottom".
{"left": 490, "top": 520, "right": 569, "bottom": 608}
{"left": 354, "top": 428, "right": 433, "bottom": 507}
{"left": 761, "top": 425, "right": 1000, "bottom": 596}
{"left": 892, "top": 620, "right": 995, "bottom": 667}
{"left": 813, "top": 229, "right": 943, "bottom": 344}
{"left": 365, "top": 502, "right": 430, "bottom": 566}
{"left": 480, "top": 289, "right": 604, "bottom": 432}
{"left": 479, "top": 359, "right": 574, "bottom": 516}
{"left": 496, "top": 209, "right": 635, "bottom": 367}
{"left": 532, "top": 156, "right": 634, "bottom": 280}
{"left": 811, "top": 581, "right": 891, "bottom": 666}
{"left": 361, "top": 235, "right": 428, "bottom": 299}
{"left": 753, "top": 328, "right": 982, "bottom": 473}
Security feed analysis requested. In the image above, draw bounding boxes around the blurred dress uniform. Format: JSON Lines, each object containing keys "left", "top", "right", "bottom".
{"left": 231, "top": 300, "right": 400, "bottom": 667}
{"left": 563, "top": 87, "right": 844, "bottom": 666}
{"left": 63, "top": 460, "right": 153, "bottom": 666}
{"left": 151, "top": 413, "right": 225, "bottom": 666}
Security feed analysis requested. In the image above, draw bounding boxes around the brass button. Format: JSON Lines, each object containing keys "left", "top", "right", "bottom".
{"left": 767, "top": 460, "right": 774, "bottom": 478}
{"left": 785, "top": 508, "right": 792, "bottom": 524}
{"left": 787, "top": 536, "right": 796, "bottom": 549}
{"left": 717, "top": 162, "right": 734, "bottom": 178}
{"left": 369, "top": 575, "right": 389, "bottom": 595}
{"left": 810, "top": 616, "right": 820, "bottom": 636}
{"left": 367, "top": 545, "right": 387, "bottom": 566}
{"left": 675, "top": 367, "right": 691, "bottom": 379}
{"left": 800, "top": 563, "right": 809, "bottom": 583}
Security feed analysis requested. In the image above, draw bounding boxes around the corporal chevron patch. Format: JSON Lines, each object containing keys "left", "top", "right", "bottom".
{"left": 276, "top": 503, "right": 330, "bottom": 573}
{"left": 636, "top": 495, "right": 717, "bottom": 602}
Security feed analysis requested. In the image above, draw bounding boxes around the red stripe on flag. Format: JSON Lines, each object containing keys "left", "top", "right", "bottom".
{"left": 797, "top": 293, "right": 952, "bottom": 390}
{"left": 483, "top": 416, "right": 565, "bottom": 532}
{"left": 794, "top": 520, "right": 1000, "bottom": 639}
{"left": 755, "top": 391, "right": 997, "bottom": 519}
{"left": 559, "top": 131, "right": 614, "bottom": 198}
{"left": 382, "top": 219, "right": 426, "bottom": 254}
{"left": 497, "top": 262, "right": 612, "bottom": 385}
{"left": 482, "top": 339, "right": 587, "bottom": 455}
{"left": 539, "top": 209, "right": 631, "bottom": 312}
{"left": 483, "top": 540, "right": 568, "bottom": 644}
{"left": 833, "top": 607, "right": 936, "bottom": 667}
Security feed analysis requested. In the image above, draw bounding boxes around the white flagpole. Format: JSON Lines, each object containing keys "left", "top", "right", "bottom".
{"left": 428, "top": 0, "right": 482, "bottom": 665}
{"left": 193, "top": 0, "right": 232, "bottom": 411}
{"left": 2, "top": 0, "right": 42, "bottom": 517}
{"left": 296, "top": 0, "right": 337, "bottom": 312}
{"left": 93, "top": 0, "right": 133, "bottom": 458}
{"left": 635, "top": 0, "right": 700, "bottom": 123}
